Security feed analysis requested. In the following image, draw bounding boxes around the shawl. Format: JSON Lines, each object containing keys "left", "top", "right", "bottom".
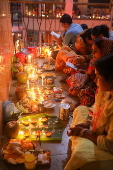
{"left": 92, "top": 91, "right": 113, "bottom": 134}
{"left": 101, "top": 37, "right": 113, "bottom": 56}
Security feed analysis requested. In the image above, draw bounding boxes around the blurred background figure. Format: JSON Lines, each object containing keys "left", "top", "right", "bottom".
{"left": 81, "top": 24, "right": 88, "bottom": 30}
{"left": 91, "top": 24, "right": 113, "bottom": 40}
{"left": 76, "top": 8, "right": 81, "bottom": 16}
{"left": 86, "top": 8, "right": 92, "bottom": 16}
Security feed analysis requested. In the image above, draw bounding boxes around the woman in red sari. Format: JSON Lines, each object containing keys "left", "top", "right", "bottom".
{"left": 55, "top": 29, "right": 93, "bottom": 73}
{"left": 67, "top": 37, "right": 113, "bottom": 107}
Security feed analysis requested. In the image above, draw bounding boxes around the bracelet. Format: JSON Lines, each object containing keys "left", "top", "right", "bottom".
{"left": 79, "top": 129, "right": 89, "bottom": 137}
{"left": 85, "top": 119, "right": 92, "bottom": 123}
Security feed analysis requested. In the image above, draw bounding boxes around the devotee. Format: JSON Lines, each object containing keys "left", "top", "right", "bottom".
{"left": 75, "top": 8, "right": 81, "bottom": 16}
{"left": 52, "top": 13, "right": 83, "bottom": 49}
{"left": 67, "top": 37, "right": 113, "bottom": 107}
{"left": 91, "top": 24, "right": 113, "bottom": 40}
{"left": 55, "top": 28, "right": 92, "bottom": 73}
{"left": 64, "top": 52, "right": 113, "bottom": 170}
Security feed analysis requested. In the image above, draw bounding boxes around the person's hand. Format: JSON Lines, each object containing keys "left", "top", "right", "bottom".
{"left": 67, "top": 126, "right": 84, "bottom": 136}
{"left": 76, "top": 69, "right": 85, "bottom": 74}
{"left": 68, "top": 87, "right": 81, "bottom": 95}
{"left": 52, "top": 35, "right": 58, "bottom": 41}
{"left": 55, "top": 61, "right": 65, "bottom": 70}
{"left": 61, "top": 46, "right": 72, "bottom": 51}
{"left": 62, "top": 67, "right": 72, "bottom": 74}
{"left": 76, "top": 122, "right": 90, "bottom": 129}
{"left": 77, "top": 84, "right": 85, "bottom": 90}
{"left": 67, "top": 57, "right": 76, "bottom": 64}
{"left": 52, "top": 36, "right": 63, "bottom": 46}
{"left": 75, "top": 64, "right": 82, "bottom": 68}
{"left": 68, "top": 87, "right": 78, "bottom": 95}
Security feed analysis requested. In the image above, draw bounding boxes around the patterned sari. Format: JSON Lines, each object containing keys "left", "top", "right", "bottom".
{"left": 67, "top": 37, "right": 113, "bottom": 107}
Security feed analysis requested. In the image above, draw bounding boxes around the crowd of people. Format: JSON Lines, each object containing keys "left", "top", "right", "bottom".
{"left": 72, "top": 7, "right": 111, "bottom": 19}
{"left": 51, "top": 13, "right": 113, "bottom": 170}
{"left": 25, "top": 4, "right": 111, "bottom": 20}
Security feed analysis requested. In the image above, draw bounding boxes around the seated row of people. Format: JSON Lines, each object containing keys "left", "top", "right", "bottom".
{"left": 54, "top": 15, "right": 113, "bottom": 107}
{"left": 55, "top": 14, "right": 113, "bottom": 170}
{"left": 64, "top": 53, "right": 113, "bottom": 170}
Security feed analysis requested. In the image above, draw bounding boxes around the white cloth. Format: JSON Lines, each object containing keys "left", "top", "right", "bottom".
{"left": 64, "top": 102, "right": 113, "bottom": 170}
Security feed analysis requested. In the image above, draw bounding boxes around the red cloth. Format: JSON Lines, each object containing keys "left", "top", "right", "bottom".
{"left": 15, "top": 52, "right": 27, "bottom": 64}
{"left": 27, "top": 46, "right": 38, "bottom": 58}
{"left": 88, "top": 66, "right": 94, "bottom": 70}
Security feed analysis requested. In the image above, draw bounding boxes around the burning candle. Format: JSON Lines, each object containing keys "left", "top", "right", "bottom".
{"left": 48, "top": 51, "right": 51, "bottom": 64}
{"left": 27, "top": 54, "right": 32, "bottom": 63}
{"left": 27, "top": 80, "right": 30, "bottom": 89}
{"left": 38, "top": 118, "right": 43, "bottom": 126}
{"left": 42, "top": 75, "right": 44, "bottom": 86}
{"left": 41, "top": 130, "right": 46, "bottom": 137}
{"left": 22, "top": 120, "right": 30, "bottom": 126}
{"left": 18, "top": 130, "right": 24, "bottom": 138}
{"left": 19, "top": 130, "right": 24, "bottom": 135}
{"left": 39, "top": 47, "right": 42, "bottom": 54}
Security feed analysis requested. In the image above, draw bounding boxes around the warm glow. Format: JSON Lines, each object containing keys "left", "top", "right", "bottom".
{"left": 28, "top": 88, "right": 36, "bottom": 100}
{"left": 32, "top": 131, "right": 36, "bottom": 135}
{"left": 2, "top": 13, "right": 6, "bottom": 17}
{"left": 28, "top": 12, "right": 32, "bottom": 16}
{"left": 18, "top": 130, "right": 25, "bottom": 138}
{"left": 27, "top": 80, "right": 30, "bottom": 89}
{"left": 28, "top": 69, "right": 38, "bottom": 82}
{"left": 19, "top": 130, "right": 24, "bottom": 135}
{"left": 39, "top": 118, "right": 42, "bottom": 121}
{"left": 0, "top": 55, "right": 3, "bottom": 64}
{"left": 42, "top": 132, "right": 46, "bottom": 135}
{"left": 48, "top": 51, "right": 51, "bottom": 57}
{"left": 27, "top": 54, "right": 32, "bottom": 63}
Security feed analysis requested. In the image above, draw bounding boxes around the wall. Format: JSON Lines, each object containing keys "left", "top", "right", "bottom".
{"left": 0, "top": 0, "right": 14, "bottom": 145}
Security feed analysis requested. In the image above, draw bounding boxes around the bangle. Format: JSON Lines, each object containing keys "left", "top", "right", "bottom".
{"left": 85, "top": 119, "right": 91, "bottom": 123}
{"left": 79, "top": 129, "right": 89, "bottom": 137}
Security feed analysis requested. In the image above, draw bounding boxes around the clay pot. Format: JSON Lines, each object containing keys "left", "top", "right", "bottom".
{"left": 15, "top": 86, "right": 27, "bottom": 100}
{"left": 5, "top": 121, "right": 19, "bottom": 139}
{"left": 16, "top": 72, "right": 28, "bottom": 84}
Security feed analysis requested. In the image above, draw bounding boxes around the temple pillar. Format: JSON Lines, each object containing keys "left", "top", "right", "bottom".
{"left": 65, "top": 0, "right": 73, "bottom": 17}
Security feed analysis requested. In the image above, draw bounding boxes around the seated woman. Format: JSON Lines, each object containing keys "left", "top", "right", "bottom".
{"left": 64, "top": 53, "right": 113, "bottom": 170}
{"left": 67, "top": 37, "right": 113, "bottom": 107}
{"left": 55, "top": 28, "right": 93, "bottom": 73}
{"left": 91, "top": 24, "right": 113, "bottom": 40}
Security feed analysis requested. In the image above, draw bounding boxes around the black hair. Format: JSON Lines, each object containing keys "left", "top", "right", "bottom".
{"left": 79, "top": 28, "right": 92, "bottom": 44}
{"left": 91, "top": 25, "right": 109, "bottom": 38}
{"left": 60, "top": 13, "right": 72, "bottom": 25}
{"left": 81, "top": 24, "right": 88, "bottom": 30}
{"left": 95, "top": 53, "right": 113, "bottom": 82}
{"left": 93, "top": 37, "right": 103, "bottom": 50}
